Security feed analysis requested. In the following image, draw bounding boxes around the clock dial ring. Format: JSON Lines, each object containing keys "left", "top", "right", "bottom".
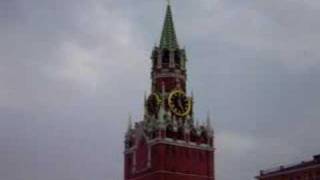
{"left": 147, "top": 93, "right": 162, "bottom": 115}
{"left": 168, "top": 90, "right": 191, "bottom": 116}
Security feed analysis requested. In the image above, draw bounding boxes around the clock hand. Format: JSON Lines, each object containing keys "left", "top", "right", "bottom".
{"left": 177, "top": 98, "right": 183, "bottom": 110}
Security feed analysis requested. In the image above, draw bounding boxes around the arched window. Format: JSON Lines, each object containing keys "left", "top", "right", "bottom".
{"left": 162, "top": 49, "right": 170, "bottom": 65}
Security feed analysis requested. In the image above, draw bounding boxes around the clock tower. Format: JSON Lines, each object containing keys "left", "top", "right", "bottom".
{"left": 124, "top": 3, "right": 215, "bottom": 180}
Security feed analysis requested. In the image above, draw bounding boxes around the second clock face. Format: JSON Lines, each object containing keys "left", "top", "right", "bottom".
{"left": 147, "top": 93, "right": 161, "bottom": 115}
{"left": 168, "top": 90, "right": 191, "bottom": 116}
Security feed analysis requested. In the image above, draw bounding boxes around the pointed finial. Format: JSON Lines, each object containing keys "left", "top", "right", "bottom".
{"left": 144, "top": 91, "right": 147, "bottom": 108}
{"left": 195, "top": 119, "right": 202, "bottom": 135}
{"left": 161, "top": 81, "right": 166, "bottom": 96}
{"left": 206, "top": 111, "right": 214, "bottom": 136}
{"left": 159, "top": 82, "right": 166, "bottom": 118}
{"left": 173, "top": 116, "right": 178, "bottom": 131}
{"left": 144, "top": 93, "right": 148, "bottom": 118}
{"left": 160, "top": 0, "right": 179, "bottom": 49}
{"left": 158, "top": 82, "right": 166, "bottom": 124}
{"left": 195, "top": 119, "right": 199, "bottom": 128}
{"left": 144, "top": 91, "right": 147, "bottom": 101}
{"left": 127, "top": 114, "right": 133, "bottom": 132}
{"left": 184, "top": 118, "right": 190, "bottom": 133}
{"left": 158, "top": 102, "right": 166, "bottom": 129}
{"left": 167, "top": 0, "right": 171, "bottom": 5}
{"left": 206, "top": 111, "right": 211, "bottom": 128}
{"left": 191, "top": 90, "right": 194, "bottom": 116}
{"left": 175, "top": 78, "right": 181, "bottom": 89}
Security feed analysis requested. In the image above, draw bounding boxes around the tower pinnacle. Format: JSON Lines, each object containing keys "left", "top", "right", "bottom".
{"left": 160, "top": 3, "right": 179, "bottom": 50}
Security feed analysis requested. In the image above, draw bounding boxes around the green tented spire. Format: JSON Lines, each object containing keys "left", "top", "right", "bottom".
{"left": 159, "top": 3, "right": 179, "bottom": 50}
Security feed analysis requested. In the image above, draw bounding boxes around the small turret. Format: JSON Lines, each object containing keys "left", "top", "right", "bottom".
{"left": 126, "top": 114, "right": 133, "bottom": 135}
{"left": 143, "top": 92, "right": 148, "bottom": 120}
{"left": 158, "top": 83, "right": 167, "bottom": 129}
{"left": 206, "top": 111, "right": 214, "bottom": 136}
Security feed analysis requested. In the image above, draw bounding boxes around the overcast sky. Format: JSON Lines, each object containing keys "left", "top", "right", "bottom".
{"left": 1, "top": 0, "right": 320, "bottom": 180}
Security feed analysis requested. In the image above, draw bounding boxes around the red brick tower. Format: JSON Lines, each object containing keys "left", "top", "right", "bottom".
{"left": 124, "top": 3, "right": 215, "bottom": 180}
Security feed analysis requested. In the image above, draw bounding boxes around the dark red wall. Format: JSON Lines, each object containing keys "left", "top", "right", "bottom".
{"left": 125, "top": 142, "right": 214, "bottom": 180}
{"left": 257, "top": 166, "right": 320, "bottom": 180}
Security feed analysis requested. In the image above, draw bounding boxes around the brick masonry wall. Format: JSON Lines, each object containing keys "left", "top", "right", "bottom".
{"left": 125, "top": 141, "right": 214, "bottom": 180}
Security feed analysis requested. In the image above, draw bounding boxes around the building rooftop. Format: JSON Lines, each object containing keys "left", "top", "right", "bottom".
{"left": 258, "top": 154, "right": 320, "bottom": 177}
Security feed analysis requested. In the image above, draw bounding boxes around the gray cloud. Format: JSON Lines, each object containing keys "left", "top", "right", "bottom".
{"left": 1, "top": 1, "right": 320, "bottom": 180}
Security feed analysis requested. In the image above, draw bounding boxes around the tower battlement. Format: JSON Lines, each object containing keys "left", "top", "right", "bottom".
{"left": 125, "top": 117, "right": 214, "bottom": 151}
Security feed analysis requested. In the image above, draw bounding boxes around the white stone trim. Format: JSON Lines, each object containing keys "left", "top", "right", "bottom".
{"left": 153, "top": 72, "right": 186, "bottom": 80}
{"left": 164, "top": 138, "right": 174, "bottom": 142}
{"left": 176, "top": 140, "right": 185, "bottom": 144}
{"left": 200, "top": 144, "right": 210, "bottom": 148}
{"left": 128, "top": 170, "right": 214, "bottom": 180}
{"left": 149, "top": 139, "right": 214, "bottom": 151}
{"left": 259, "top": 164, "right": 320, "bottom": 179}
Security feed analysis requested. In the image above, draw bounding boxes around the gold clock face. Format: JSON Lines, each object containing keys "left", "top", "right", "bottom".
{"left": 168, "top": 90, "right": 191, "bottom": 116}
{"left": 147, "top": 93, "right": 162, "bottom": 115}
